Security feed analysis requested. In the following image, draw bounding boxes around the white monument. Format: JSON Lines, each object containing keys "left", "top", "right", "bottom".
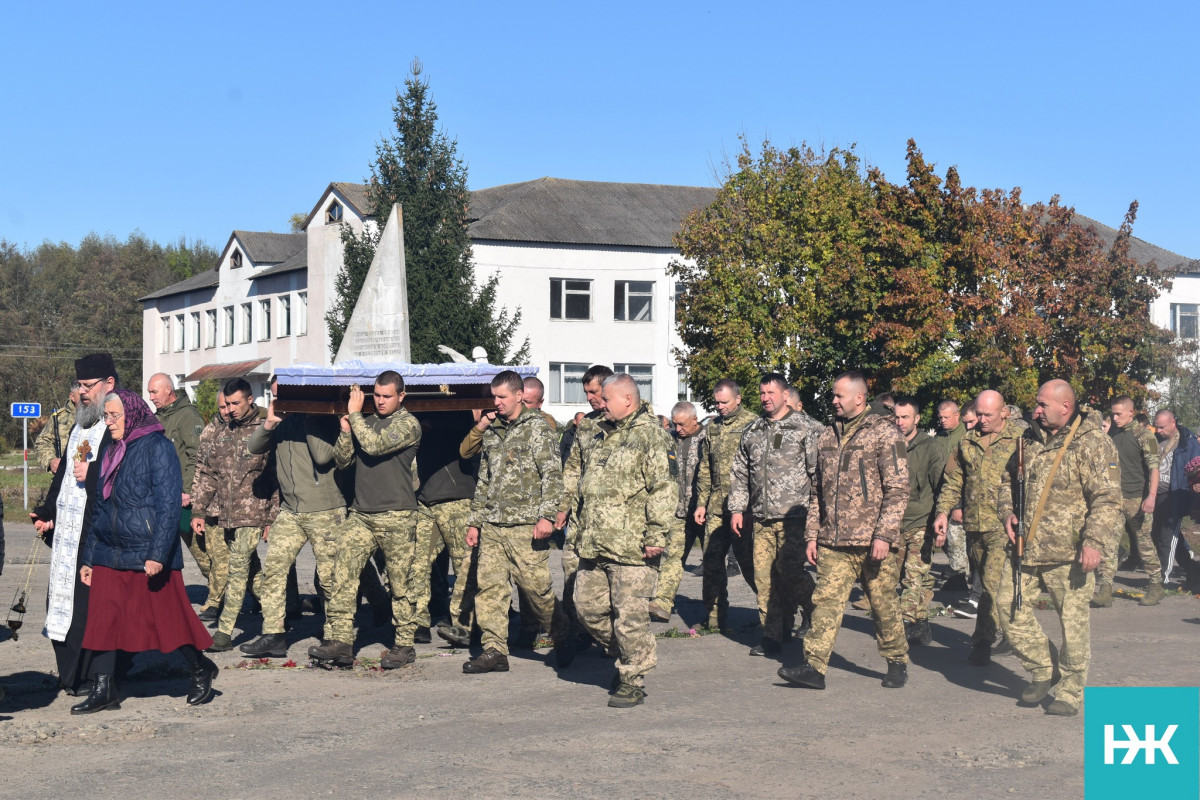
{"left": 334, "top": 203, "right": 411, "bottom": 363}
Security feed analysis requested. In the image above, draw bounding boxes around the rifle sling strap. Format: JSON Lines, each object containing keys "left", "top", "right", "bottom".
{"left": 1024, "top": 413, "right": 1082, "bottom": 550}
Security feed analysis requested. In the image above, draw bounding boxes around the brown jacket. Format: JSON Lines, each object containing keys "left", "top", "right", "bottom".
{"left": 191, "top": 405, "right": 279, "bottom": 528}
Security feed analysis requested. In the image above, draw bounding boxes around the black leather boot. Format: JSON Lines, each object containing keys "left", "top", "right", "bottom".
{"left": 187, "top": 657, "right": 219, "bottom": 705}
{"left": 70, "top": 674, "right": 121, "bottom": 715}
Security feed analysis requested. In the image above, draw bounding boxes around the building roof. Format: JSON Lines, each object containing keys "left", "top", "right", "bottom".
{"left": 139, "top": 268, "right": 220, "bottom": 301}
{"left": 183, "top": 358, "right": 271, "bottom": 383}
{"left": 466, "top": 177, "right": 717, "bottom": 248}
{"left": 253, "top": 246, "right": 307, "bottom": 279}
{"left": 301, "top": 182, "right": 373, "bottom": 230}
{"left": 227, "top": 231, "right": 306, "bottom": 265}
{"left": 1068, "top": 213, "right": 1190, "bottom": 271}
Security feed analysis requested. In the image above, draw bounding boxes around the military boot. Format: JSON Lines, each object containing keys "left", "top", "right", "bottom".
{"left": 463, "top": 648, "right": 509, "bottom": 674}
{"left": 380, "top": 645, "right": 415, "bottom": 669}
{"left": 881, "top": 660, "right": 908, "bottom": 688}
{"left": 1045, "top": 699, "right": 1078, "bottom": 716}
{"left": 777, "top": 662, "right": 825, "bottom": 689}
{"left": 647, "top": 602, "right": 671, "bottom": 623}
{"left": 749, "top": 637, "right": 781, "bottom": 657}
{"left": 1139, "top": 582, "right": 1165, "bottom": 606}
{"left": 705, "top": 601, "right": 727, "bottom": 630}
{"left": 967, "top": 641, "right": 991, "bottom": 666}
{"left": 206, "top": 632, "right": 233, "bottom": 653}
{"left": 608, "top": 683, "right": 646, "bottom": 708}
{"left": 239, "top": 633, "right": 288, "bottom": 658}
{"left": 1090, "top": 583, "right": 1113, "bottom": 608}
{"left": 309, "top": 639, "right": 354, "bottom": 667}
{"left": 906, "top": 619, "right": 933, "bottom": 646}
{"left": 437, "top": 623, "right": 471, "bottom": 648}
{"left": 1019, "top": 678, "right": 1054, "bottom": 705}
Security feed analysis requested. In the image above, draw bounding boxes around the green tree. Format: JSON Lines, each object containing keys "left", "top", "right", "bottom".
{"left": 327, "top": 60, "right": 527, "bottom": 363}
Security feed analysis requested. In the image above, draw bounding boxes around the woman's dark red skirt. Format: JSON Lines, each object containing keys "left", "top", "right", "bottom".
{"left": 82, "top": 566, "right": 213, "bottom": 653}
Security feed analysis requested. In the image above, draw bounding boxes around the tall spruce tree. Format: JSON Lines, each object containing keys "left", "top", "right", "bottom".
{"left": 326, "top": 60, "right": 527, "bottom": 363}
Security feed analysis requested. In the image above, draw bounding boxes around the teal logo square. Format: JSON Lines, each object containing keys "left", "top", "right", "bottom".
{"left": 1085, "top": 687, "right": 1199, "bottom": 799}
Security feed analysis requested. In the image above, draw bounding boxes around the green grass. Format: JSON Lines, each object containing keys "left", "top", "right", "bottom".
{"left": 1, "top": 455, "right": 53, "bottom": 518}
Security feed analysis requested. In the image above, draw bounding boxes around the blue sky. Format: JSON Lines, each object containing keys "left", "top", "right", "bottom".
{"left": 2, "top": 1, "right": 1196, "bottom": 260}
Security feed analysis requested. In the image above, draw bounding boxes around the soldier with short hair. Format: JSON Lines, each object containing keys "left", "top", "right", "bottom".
{"left": 728, "top": 373, "right": 822, "bottom": 657}
{"left": 573, "top": 373, "right": 675, "bottom": 708}
{"left": 777, "top": 371, "right": 910, "bottom": 690}
{"left": 694, "top": 378, "right": 756, "bottom": 629}
{"left": 933, "top": 390, "right": 1023, "bottom": 665}
{"left": 463, "top": 370, "right": 572, "bottom": 674}
{"left": 310, "top": 371, "right": 423, "bottom": 669}
{"left": 892, "top": 398, "right": 946, "bottom": 646}
{"left": 650, "top": 400, "right": 704, "bottom": 621}
{"left": 32, "top": 382, "right": 80, "bottom": 474}
{"left": 998, "top": 380, "right": 1122, "bottom": 716}
{"left": 191, "top": 378, "right": 278, "bottom": 651}
{"left": 1093, "top": 396, "right": 1163, "bottom": 607}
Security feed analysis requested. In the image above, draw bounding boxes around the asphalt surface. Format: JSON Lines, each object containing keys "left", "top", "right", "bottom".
{"left": 1, "top": 520, "right": 1197, "bottom": 800}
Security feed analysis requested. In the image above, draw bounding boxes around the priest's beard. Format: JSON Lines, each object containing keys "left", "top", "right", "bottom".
{"left": 77, "top": 402, "right": 103, "bottom": 429}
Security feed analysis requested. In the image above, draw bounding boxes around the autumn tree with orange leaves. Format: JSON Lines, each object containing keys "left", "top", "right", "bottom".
{"left": 671, "top": 138, "right": 1176, "bottom": 419}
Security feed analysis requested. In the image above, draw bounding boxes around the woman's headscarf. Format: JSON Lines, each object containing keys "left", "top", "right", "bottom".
{"left": 100, "top": 388, "right": 165, "bottom": 499}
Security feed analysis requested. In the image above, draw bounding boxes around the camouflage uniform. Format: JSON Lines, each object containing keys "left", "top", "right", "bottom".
{"left": 155, "top": 394, "right": 205, "bottom": 577}
{"left": 1096, "top": 420, "right": 1162, "bottom": 587}
{"left": 695, "top": 404, "right": 756, "bottom": 626}
{"left": 191, "top": 415, "right": 228, "bottom": 606}
{"left": 559, "top": 409, "right": 612, "bottom": 624}
{"left": 897, "top": 431, "right": 947, "bottom": 623}
{"left": 324, "top": 408, "right": 422, "bottom": 648}
{"left": 573, "top": 403, "right": 675, "bottom": 688}
{"left": 247, "top": 413, "right": 346, "bottom": 636}
{"left": 469, "top": 408, "right": 568, "bottom": 656}
{"left": 936, "top": 422, "right": 969, "bottom": 574}
{"left": 191, "top": 404, "right": 278, "bottom": 636}
{"left": 32, "top": 404, "right": 76, "bottom": 472}
{"left": 935, "top": 420, "right": 1024, "bottom": 648}
{"left": 997, "top": 408, "right": 1122, "bottom": 709}
{"left": 727, "top": 409, "right": 822, "bottom": 641}
{"left": 414, "top": 498, "right": 475, "bottom": 628}
{"left": 803, "top": 409, "right": 910, "bottom": 674}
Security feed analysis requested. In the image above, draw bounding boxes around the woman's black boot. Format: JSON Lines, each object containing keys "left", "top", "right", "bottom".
{"left": 187, "top": 657, "right": 219, "bottom": 705}
{"left": 70, "top": 674, "right": 121, "bottom": 715}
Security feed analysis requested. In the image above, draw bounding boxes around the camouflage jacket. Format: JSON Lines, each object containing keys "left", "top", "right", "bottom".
{"left": 936, "top": 421, "right": 966, "bottom": 460}
{"left": 806, "top": 408, "right": 909, "bottom": 547}
{"left": 574, "top": 405, "right": 676, "bottom": 565}
{"left": 695, "top": 404, "right": 755, "bottom": 515}
{"left": 336, "top": 409, "right": 421, "bottom": 513}
{"left": 469, "top": 407, "right": 564, "bottom": 528}
{"left": 673, "top": 427, "right": 706, "bottom": 519}
{"left": 728, "top": 410, "right": 823, "bottom": 521}
{"left": 156, "top": 394, "right": 204, "bottom": 492}
{"left": 459, "top": 408, "right": 560, "bottom": 461}
{"left": 999, "top": 408, "right": 1122, "bottom": 566}
{"left": 191, "top": 405, "right": 279, "bottom": 528}
{"left": 935, "top": 420, "right": 1024, "bottom": 533}
{"left": 1110, "top": 420, "right": 1158, "bottom": 499}
{"left": 560, "top": 409, "right": 611, "bottom": 517}
{"left": 32, "top": 404, "right": 75, "bottom": 472}
{"left": 902, "top": 431, "right": 946, "bottom": 532}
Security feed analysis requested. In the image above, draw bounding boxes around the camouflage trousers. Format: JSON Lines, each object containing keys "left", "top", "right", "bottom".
{"left": 475, "top": 523, "right": 569, "bottom": 656}
{"left": 967, "top": 529, "right": 1010, "bottom": 647}
{"left": 944, "top": 521, "right": 968, "bottom": 575}
{"left": 752, "top": 518, "right": 813, "bottom": 641}
{"left": 180, "top": 509, "right": 211, "bottom": 580}
{"left": 654, "top": 516, "right": 688, "bottom": 611}
{"left": 1096, "top": 496, "right": 1162, "bottom": 587}
{"left": 412, "top": 500, "right": 476, "bottom": 629}
{"left": 324, "top": 509, "right": 419, "bottom": 647}
{"left": 217, "top": 526, "right": 265, "bottom": 637}
{"left": 259, "top": 507, "right": 345, "bottom": 635}
{"left": 560, "top": 533, "right": 581, "bottom": 626}
{"left": 996, "top": 560, "right": 1093, "bottom": 708}
{"left": 195, "top": 520, "right": 230, "bottom": 611}
{"left": 574, "top": 559, "right": 658, "bottom": 687}
{"left": 803, "top": 545, "right": 908, "bottom": 674}
{"left": 897, "top": 526, "right": 935, "bottom": 623}
{"left": 701, "top": 511, "right": 756, "bottom": 625}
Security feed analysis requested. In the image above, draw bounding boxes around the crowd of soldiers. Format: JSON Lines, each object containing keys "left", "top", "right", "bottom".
{"left": 25, "top": 356, "right": 1200, "bottom": 714}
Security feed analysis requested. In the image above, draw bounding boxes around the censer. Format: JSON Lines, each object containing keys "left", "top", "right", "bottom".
{"left": 7, "top": 536, "right": 41, "bottom": 640}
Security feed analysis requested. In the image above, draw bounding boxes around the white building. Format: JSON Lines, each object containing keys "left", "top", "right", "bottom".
{"left": 140, "top": 178, "right": 714, "bottom": 418}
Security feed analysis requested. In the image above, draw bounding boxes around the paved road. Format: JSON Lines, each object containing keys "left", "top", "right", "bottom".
{"left": 1, "top": 521, "right": 1196, "bottom": 799}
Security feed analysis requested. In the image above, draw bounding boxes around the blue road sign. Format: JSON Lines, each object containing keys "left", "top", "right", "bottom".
{"left": 10, "top": 402, "right": 41, "bottom": 418}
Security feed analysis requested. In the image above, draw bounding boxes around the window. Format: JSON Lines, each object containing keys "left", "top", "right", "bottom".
{"left": 259, "top": 300, "right": 271, "bottom": 341}
{"left": 677, "top": 366, "right": 693, "bottom": 402}
{"left": 614, "top": 281, "right": 654, "bottom": 322}
{"left": 189, "top": 311, "right": 201, "bottom": 350}
{"left": 614, "top": 363, "right": 654, "bottom": 400}
{"left": 240, "top": 303, "right": 252, "bottom": 344}
{"left": 223, "top": 306, "right": 234, "bottom": 346}
{"left": 550, "top": 278, "right": 591, "bottom": 320}
{"left": 1171, "top": 303, "right": 1199, "bottom": 340}
{"left": 548, "top": 362, "right": 589, "bottom": 404}
{"left": 326, "top": 200, "right": 343, "bottom": 224}
{"left": 160, "top": 316, "right": 171, "bottom": 353}
{"left": 279, "top": 295, "right": 291, "bottom": 337}
{"left": 672, "top": 281, "right": 687, "bottom": 324}
{"left": 174, "top": 314, "right": 185, "bottom": 352}
{"left": 205, "top": 309, "right": 217, "bottom": 349}
{"left": 297, "top": 292, "right": 308, "bottom": 335}
{"left": 230, "top": 249, "right": 243, "bottom": 269}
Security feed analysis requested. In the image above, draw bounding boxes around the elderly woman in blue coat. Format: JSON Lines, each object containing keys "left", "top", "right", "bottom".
{"left": 72, "top": 388, "right": 218, "bottom": 714}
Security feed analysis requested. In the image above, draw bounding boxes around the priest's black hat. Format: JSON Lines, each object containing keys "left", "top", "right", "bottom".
{"left": 75, "top": 353, "right": 117, "bottom": 381}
